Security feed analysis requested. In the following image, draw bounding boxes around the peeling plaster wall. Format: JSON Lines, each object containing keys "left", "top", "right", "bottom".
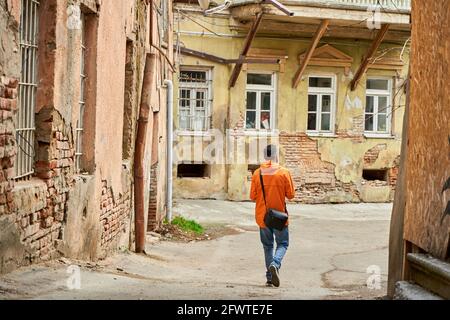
{"left": 0, "top": 0, "right": 162, "bottom": 274}
{"left": 172, "top": 8, "right": 408, "bottom": 203}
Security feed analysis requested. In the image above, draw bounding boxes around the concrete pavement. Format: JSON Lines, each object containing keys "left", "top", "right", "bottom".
{"left": 0, "top": 200, "right": 392, "bottom": 299}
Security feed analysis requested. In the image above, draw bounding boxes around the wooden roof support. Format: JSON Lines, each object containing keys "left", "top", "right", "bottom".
{"left": 292, "top": 19, "right": 329, "bottom": 88}
{"left": 177, "top": 46, "right": 280, "bottom": 65}
{"left": 179, "top": 46, "right": 229, "bottom": 64}
{"left": 350, "top": 24, "right": 391, "bottom": 91}
{"left": 229, "top": 12, "right": 263, "bottom": 88}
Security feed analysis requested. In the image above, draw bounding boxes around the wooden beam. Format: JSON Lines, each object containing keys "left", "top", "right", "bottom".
{"left": 292, "top": 19, "right": 329, "bottom": 88}
{"left": 350, "top": 24, "right": 391, "bottom": 91}
{"left": 178, "top": 46, "right": 228, "bottom": 64}
{"left": 177, "top": 46, "right": 280, "bottom": 65}
{"left": 229, "top": 12, "right": 263, "bottom": 88}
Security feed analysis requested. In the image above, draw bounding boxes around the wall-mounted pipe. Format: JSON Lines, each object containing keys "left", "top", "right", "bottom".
{"left": 164, "top": 79, "right": 174, "bottom": 222}
{"left": 134, "top": 53, "right": 155, "bottom": 253}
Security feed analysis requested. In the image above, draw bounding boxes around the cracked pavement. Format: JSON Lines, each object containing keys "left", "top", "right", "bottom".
{"left": 0, "top": 200, "right": 391, "bottom": 300}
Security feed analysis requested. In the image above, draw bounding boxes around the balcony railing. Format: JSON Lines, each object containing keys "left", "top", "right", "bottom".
{"left": 282, "top": 0, "right": 411, "bottom": 11}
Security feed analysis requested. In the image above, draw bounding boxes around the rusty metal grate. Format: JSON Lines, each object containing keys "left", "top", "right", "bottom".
{"left": 75, "top": 12, "right": 86, "bottom": 173}
{"left": 15, "top": 0, "right": 40, "bottom": 180}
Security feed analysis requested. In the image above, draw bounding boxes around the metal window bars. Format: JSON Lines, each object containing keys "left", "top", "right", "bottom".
{"left": 15, "top": 0, "right": 40, "bottom": 180}
{"left": 75, "top": 13, "right": 86, "bottom": 173}
{"left": 178, "top": 70, "right": 212, "bottom": 131}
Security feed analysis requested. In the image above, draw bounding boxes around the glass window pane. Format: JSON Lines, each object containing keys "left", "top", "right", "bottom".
{"left": 365, "top": 114, "right": 374, "bottom": 131}
{"left": 322, "top": 95, "right": 331, "bottom": 112}
{"left": 260, "top": 112, "right": 271, "bottom": 129}
{"left": 246, "top": 91, "right": 257, "bottom": 110}
{"left": 246, "top": 111, "right": 256, "bottom": 129}
{"left": 321, "top": 114, "right": 331, "bottom": 131}
{"left": 196, "top": 91, "right": 205, "bottom": 109}
{"left": 308, "top": 113, "right": 317, "bottom": 131}
{"left": 261, "top": 92, "right": 271, "bottom": 110}
{"left": 308, "top": 95, "right": 317, "bottom": 111}
{"left": 179, "top": 110, "right": 190, "bottom": 130}
{"left": 309, "top": 77, "right": 332, "bottom": 88}
{"left": 247, "top": 73, "right": 272, "bottom": 86}
{"left": 366, "top": 96, "right": 374, "bottom": 113}
{"left": 367, "top": 79, "right": 389, "bottom": 90}
{"left": 180, "top": 89, "right": 191, "bottom": 108}
{"left": 378, "top": 114, "right": 387, "bottom": 132}
{"left": 180, "top": 70, "right": 206, "bottom": 83}
{"left": 193, "top": 110, "right": 206, "bottom": 131}
{"left": 378, "top": 96, "right": 388, "bottom": 114}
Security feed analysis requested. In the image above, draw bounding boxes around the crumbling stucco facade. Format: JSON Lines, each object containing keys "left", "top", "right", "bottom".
{"left": 0, "top": 0, "right": 173, "bottom": 274}
{"left": 172, "top": 1, "right": 409, "bottom": 204}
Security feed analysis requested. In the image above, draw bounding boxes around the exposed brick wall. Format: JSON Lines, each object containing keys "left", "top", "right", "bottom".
{"left": 280, "top": 132, "right": 361, "bottom": 203}
{"left": 389, "top": 155, "right": 401, "bottom": 189}
{"left": 364, "top": 144, "right": 387, "bottom": 165}
{"left": 100, "top": 180, "right": 131, "bottom": 248}
{"left": 16, "top": 106, "right": 75, "bottom": 262}
{"left": 336, "top": 115, "right": 364, "bottom": 143}
{"left": 0, "top": 76, "right": 18, "bottom": 216}
{"left": 147, "top": 162, "right": 159, "bottom": 230}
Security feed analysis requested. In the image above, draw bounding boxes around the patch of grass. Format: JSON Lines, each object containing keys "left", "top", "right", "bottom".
{"left": 170, "top": 216, "right": 204, "bottom": 235}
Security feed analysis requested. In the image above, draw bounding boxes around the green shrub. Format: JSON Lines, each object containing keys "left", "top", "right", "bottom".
{"left": 171, "top": 216, "right": 204, "bottom": 235}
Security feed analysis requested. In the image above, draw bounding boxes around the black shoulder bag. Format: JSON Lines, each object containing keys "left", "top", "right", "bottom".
{"left": 259, "top": 171, "right": 288, "bottom": 231}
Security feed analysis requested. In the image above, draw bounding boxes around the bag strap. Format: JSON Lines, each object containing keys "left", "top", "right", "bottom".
{"left": 259, "top": 170, "right": 267, "bottom": 210}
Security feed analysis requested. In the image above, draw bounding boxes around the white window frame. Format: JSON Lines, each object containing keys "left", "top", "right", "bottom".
{"left": 364, "top": 77, "right": 393, "bottom": 135}
{"left": 307, "top": 74, "right": 336, "bottom": 135}
{"left": 178, "top": 67, "right": 212, "bottom": 133}
{"left": 245, "top": 71, "right": 277, "bottom": 132}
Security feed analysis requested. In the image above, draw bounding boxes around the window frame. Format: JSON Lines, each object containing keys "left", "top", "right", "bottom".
{"left": 75, "top": 12, "right": 87, "bottom": 174}
{"left": 245, "top": 71, "right": 277, "bottom": 132}
{"left": 306, "top": 74, "right": 336, "bottom": 135}
{"left": 15, "top": 0, "right": 40, "bottom": 180}
{"left": 178, "top": 67, "right": 213, "bottom": 133}
{"left": 364, "top": 77, "right": 393, "bottom": 135}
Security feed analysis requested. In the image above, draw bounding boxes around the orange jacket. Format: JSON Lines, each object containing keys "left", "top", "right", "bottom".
{"left": 250, "top": 161, "right": 295, "bottom": 228}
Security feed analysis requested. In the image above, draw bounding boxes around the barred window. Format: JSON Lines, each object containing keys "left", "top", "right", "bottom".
{"left": 178, "top": 69, "right": 212, "bottom": 132}
{"left": 75, "top": 12, "right": 87, "bottom": 173}
{"left": 16, "top": 0, "right": 40, "bottom": 179}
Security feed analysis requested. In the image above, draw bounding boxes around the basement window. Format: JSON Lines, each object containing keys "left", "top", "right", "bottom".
{"left": 177, "top": 163, "right": 210, "bottom": 178}
{"left": 362, "top": 169, "right": 388, "bottom": 181}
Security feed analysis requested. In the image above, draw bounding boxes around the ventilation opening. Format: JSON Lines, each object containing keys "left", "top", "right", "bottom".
{"left": 363, "top": 169, "right": 388, "bottom": 181}
{"left": 177, "top": 163, "right": 210, "bottom": 178}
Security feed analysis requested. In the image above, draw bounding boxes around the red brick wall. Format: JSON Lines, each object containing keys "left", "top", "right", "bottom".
{"left": 100, "top": 180, "right": 131, "bottom": 248}
{"left": 0, "top": 76, "right": 18, "bottom": 216}
{"left": 147, "top": 163, "right": 159, "bottom": 230}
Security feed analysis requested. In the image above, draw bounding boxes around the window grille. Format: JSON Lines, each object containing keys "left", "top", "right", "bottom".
{"left": 178, "top": 69, "right": 212, "bottom": 131}
{"left": 15, "top": 0, "right": 40, "bottom": 180}
{"left": 75, "top": 12, "right": 86, "bottom": 173}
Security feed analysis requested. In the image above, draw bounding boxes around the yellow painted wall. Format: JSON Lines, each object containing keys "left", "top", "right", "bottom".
{"left": 173, "top": 11, "right": 409, "bottom": 202}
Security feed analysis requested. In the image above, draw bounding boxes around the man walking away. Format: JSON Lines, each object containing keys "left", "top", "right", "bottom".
{"left": 250, "top": 144, "right": 295, "bottom": 288}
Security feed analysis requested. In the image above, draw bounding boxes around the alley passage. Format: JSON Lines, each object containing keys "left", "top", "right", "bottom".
{"left": 0, "top": 200, "right": 391, "bottom": 300}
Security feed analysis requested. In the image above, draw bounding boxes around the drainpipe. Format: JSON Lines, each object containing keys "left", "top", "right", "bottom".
{"left": 134, "top": 53, "right": 155, "bottom": 253}
{"left": 164, "top": 79, "right": 174, "bottom": 222}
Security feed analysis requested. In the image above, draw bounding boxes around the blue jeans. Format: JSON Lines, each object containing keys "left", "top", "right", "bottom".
{"left": 259, "top": 226, "right": 289, "bottom": 281}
